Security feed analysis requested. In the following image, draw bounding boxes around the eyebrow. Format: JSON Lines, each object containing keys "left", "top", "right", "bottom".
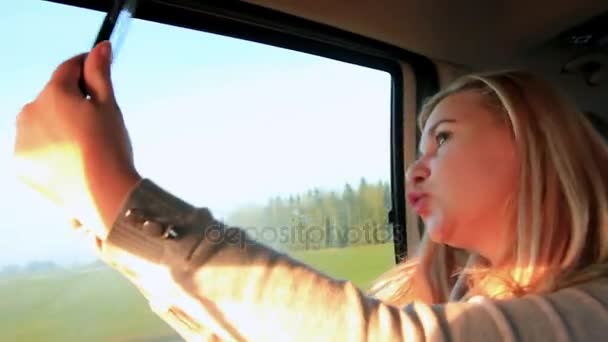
{"left": 417, "top": 118, "right": 457, "bottom": 155}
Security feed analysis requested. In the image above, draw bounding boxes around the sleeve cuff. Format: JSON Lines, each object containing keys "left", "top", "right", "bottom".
{"left": 101, "top": 179, "right": 201, "bottom": 278}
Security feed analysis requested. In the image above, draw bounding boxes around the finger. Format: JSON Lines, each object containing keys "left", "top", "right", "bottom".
{"left": 69, "top": 218, "right": 83, "bottom": 230}
{"left": 83, "top": 41, "right": 115, "bottom": 105}
{"left": 86, "top": 228, "right": 104, "bottom": 257}
{"left": 49, "top": 53, "right": 88, "bottom": 94}
{"left": 74, "top": 226, "right": 104, "bottom": 258}
{"left": 15, "top": 102, "right": 34, "bottom": 132}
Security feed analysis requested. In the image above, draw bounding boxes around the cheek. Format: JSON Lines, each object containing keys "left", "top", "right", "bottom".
{"left": 425, "top": 140, "right": 517, "bottom": 247}
{"left": 424, "top": 149, "right": 480, "bottom": 243}
{"left": 432, "top": 145, "right": 488, "bottom": 214}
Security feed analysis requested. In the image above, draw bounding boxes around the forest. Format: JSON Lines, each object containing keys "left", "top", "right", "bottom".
{"left": 226, "top": 178, "right": 394, "bottom": 251}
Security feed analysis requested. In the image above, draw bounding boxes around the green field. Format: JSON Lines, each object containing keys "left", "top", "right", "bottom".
{"left": 0, "top": 243, "right": 395, "bottom": 341}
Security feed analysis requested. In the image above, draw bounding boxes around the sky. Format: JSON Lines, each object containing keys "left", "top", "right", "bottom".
{"left": 0, "top": 0, "right": 392, "bottom": 266}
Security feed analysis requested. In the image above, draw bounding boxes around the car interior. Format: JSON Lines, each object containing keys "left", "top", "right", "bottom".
{"left": 3, "top": 0, "right": 608, "bottom": 340}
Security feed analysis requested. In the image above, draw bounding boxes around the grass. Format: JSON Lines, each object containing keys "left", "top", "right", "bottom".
{"left": 292, "top": 243, "right": 396, "bottom": 290}
{"left": 0, "top": 243, "right": 395, "bottom": 341}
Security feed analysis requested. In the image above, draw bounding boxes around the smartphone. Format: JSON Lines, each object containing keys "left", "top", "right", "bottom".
{"left": 80, "top": 0, "right": 138, "bottom": 97}
{"left": 93, "top": 0, "right": 138, "bottom": 56}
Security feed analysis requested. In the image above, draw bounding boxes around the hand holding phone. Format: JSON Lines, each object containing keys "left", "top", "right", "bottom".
{"left": 80, "top": 0, "right": 138, "bottom": 97}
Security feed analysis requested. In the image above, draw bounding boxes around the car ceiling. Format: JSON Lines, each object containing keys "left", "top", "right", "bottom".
{"left": 243, "top": 0, "right": 608, "bottom": 120}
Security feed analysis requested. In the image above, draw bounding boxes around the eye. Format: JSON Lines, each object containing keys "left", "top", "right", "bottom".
{"left": 435, "top": 131, "right": 451, "bottom": 147}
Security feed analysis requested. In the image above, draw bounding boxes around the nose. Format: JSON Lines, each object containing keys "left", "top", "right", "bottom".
{"left": 405, "top": 158, "right": 430, "bottom": 186}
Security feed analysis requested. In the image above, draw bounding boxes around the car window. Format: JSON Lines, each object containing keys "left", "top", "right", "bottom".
{"left": 0, "top": 1, "right": 395, "bottom": 341}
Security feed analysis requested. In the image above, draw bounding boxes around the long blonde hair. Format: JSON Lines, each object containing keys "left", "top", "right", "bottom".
{"left": 368, "top": 71, "right": 608, "bottom": 306}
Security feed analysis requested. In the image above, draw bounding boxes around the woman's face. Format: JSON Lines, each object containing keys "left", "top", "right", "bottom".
{"left": 406, "top": 90, "right": 519, "bottom": 265}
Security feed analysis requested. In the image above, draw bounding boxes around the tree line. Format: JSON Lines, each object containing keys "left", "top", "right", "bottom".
{"left": 0, "top": 261, "right": 60, "bottom": 278}
{"left": 226, "top": 178, "right": 393, "bottom": 251}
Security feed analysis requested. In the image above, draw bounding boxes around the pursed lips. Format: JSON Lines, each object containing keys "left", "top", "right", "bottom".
{"left": 407, "top": 192, "right": 429, "bottom": 214}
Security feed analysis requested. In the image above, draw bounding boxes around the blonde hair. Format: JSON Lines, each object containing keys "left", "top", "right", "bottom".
{"left": 368, "top": 71, "right": 608, "bottom": 306}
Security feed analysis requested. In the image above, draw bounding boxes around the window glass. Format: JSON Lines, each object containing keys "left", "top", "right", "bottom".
{"left": 0, "top": 1, "right": 395, "bottom": 340}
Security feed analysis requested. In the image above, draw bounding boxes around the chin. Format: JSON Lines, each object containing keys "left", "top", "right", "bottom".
{"left": 428, "top": 227, "right": 448, "bottom": 244}
{"left": 425, "top": 218, "right": 455, "bottom": 245}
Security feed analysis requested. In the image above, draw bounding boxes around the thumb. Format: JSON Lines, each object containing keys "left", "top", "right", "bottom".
{"left": 83, "top": 41, "right": 115, "bottom": 104}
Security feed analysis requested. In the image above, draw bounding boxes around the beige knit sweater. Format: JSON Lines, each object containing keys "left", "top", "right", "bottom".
{"left": 100, "top": 179, "right": 608, "bottom": 341}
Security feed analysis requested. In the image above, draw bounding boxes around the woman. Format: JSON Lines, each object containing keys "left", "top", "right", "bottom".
{"left": 370, "top": 69, "right": 608, "bottom": 306}
{"left": 14, "top": 41, "right": 608, "bottom": 341}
